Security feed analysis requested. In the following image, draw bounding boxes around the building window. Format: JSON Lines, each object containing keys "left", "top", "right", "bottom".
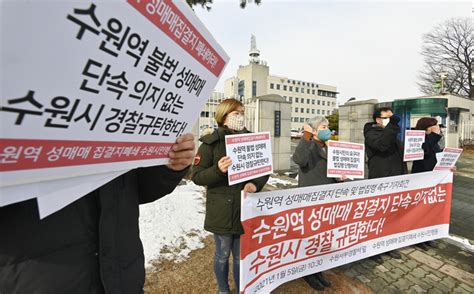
{"left": 302, "top": 82, "right": 305, "bottom": 86}
{"left": 322, "top": 101, "right": 325, "bottom": 106}
{"left": 295, "top": 87, "right": 299, "bottom": 92}
{"left": 307, "top": 89, "right": 310, "bottom": 94}
{"left": 312, "top": 99, "right": 315, "bottom": 104}
{"left": 322, "top": 110, "right": 325, "bottom": 115}
{"left": 306, "top": 109, "right": 309, "bottom": 113}
{"left": 317, "top": 100, "right": 321, "bottom": 105}
{"left": 295, "top": 107, "right": 298, "bottom": 112}
{"left": 276, "top": 84, "right": 280, "bottom": 90}
{"left": 283, "top": 85, "right": 287, "bottom": 91}
{"left": 252, "top": 81, "right": 257, "bottom": 97}
{"left": 270, "top": 83, "right": 274, "bottom": 89}
{"left": 300, "top": 108, "right": 304, "bottom": 112}
{"left": 297, "top": 81, "right": 301, "bottom": 85}
{"left": 292, "top": 80, "right": 296, "bottom": 85}
{"left": 289, "top": 97, "right": 293, "bottom": 102}
{"left": 312, "top": 89, "right": 315, "bottom": 95}
{"left": 301, "top": 88, "right": 304, "bottom": 93}
{"left": 299, "top": 117, "right": 305, "bottom": 122}
{"left": 238, "top": 80, "right": 245, "bottom": 98}
{"left": 312, "top": 83, "right": 315, "bottom": 88}
{"left": 312, "top": 109, "right": 315, "bottom": 114}
{"left": 307, "top": 99, "right": 310, "bottom": 104}
{"left": 317, "top": 109, "right": 321, "bottom": 114}
{"left": 200, "top": 111, "right": 205, "bottom": 117}
{"left": 289, "top": 86, "right": 293, "bottom": 91}
{"left": 295, "top": 97, "right": 299, "bottom": 103}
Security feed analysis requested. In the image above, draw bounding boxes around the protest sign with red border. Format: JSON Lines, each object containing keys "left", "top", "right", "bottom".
{"left": 240, "top": 171, "right": 452, "bottom": 293}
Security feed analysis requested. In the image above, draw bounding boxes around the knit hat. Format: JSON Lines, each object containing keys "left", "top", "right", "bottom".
{"left": 415, "top": 117, "right": 438, "bottom": 131}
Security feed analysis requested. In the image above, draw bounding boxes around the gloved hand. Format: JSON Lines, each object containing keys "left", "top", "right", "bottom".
{"left": 389, "top": 115, "right": 400, "bottom": 126}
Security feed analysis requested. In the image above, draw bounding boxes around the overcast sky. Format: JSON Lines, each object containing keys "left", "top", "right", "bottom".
{"left": 195, "top": 0, "right": 471, "bottom": 104}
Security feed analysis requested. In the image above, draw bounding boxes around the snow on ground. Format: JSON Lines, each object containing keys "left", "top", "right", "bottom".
{"left": 266, "top": 174, "right": 297, "bottom": 187}
{"left": 139, "top": 180, "right": 210, "bottom": 267}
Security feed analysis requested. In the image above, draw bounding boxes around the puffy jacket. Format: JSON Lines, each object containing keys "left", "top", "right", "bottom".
{"left": 412, "top": 133, "right": 442, "bottom": 173}
{"left": 191, "top": 127, "right": 269, "bottom": 235}
{"left": 0, "top": 165, "right": 188, "bottom": 294}
{"left": 292, "top": 135, "right": 337, "bottom": 187}
{"left": 363, "top": 122, "right": 407, "bottom": 179}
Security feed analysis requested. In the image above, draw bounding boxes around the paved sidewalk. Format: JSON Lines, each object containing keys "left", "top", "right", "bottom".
{"left": 336, "top": 240, "right": 474, "bottom": 293}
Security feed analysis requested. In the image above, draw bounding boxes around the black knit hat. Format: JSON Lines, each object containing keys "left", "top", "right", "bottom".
{"left": 415, "top": 117, "right": 438, "bottom": 131}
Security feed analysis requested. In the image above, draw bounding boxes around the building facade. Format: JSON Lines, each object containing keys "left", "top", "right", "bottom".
{"left": 224, "top": 35, "right": 338, "bottom": 130}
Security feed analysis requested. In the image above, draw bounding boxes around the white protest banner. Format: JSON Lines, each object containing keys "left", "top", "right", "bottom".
{"left": 434, "top": 147, "right": 463, "bottom": 170}
{"left": 404, "top": 130, "right": 426, "bottom": 161}
{"left": 36, "top": 170, "right": 126, "bottom": 219}
{"left": 326, "top": 140, "right": 364, "bottom": 179}
{"left": 0, "top": 170, "right": 126, "bottom": 208}
{"left": 225, "top": 132, "right": 273, "bottom": 186}
{"left": 240, "top": 171, "right": 452, "bottom": 293}
{"left": 1, "top": 0, "right": 229, "bottom": 187}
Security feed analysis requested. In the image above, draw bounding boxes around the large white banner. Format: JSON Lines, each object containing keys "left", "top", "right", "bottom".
{"left": 240, "top": 171, "right": 453, "bottom": 293}
{"left": 0, "top": 0, "right": 229, "bottom": 187}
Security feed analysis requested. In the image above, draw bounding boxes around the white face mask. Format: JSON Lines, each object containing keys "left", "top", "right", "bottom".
{"left": 226, "top": 114, "right": 245, "bottom": 131}
{"left": 381, "top": 118, "right": 390, "bottom": 127}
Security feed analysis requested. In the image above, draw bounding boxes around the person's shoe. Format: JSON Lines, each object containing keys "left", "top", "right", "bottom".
{"left": 315, "top": 272, "right": 331, "bottom": 287}
{"left": 370, "top": 254, "right": 384, "bottom": 264}
{"left": 303, "top": 274, "right": 325, "bottom": 291}
{"left": 387, "top": 250, "right": 402, "bottom": 259}
{"left": 426, "top": 240, "right": 438, "bottom": 248}
{"left": 416, "top": 242, "right": 430, "bottom": 251}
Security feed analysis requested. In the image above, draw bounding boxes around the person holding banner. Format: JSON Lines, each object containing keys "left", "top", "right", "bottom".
{"left": 411, "top": 117, "right": 455, "bottom": 251}
{"left": 364, "top": 107, "right": 406, "bottom": 262}
{"left": 191, "top": 98, "right": 269, "bottom": 294}
{"left": 292, "top": 116, "right": 345, "bottom": 291}
{"left": 412, "top": 117, "right": 443, "bottom": 173}
{"left": 0, "top": 134, "right": 196, "bottom": 294}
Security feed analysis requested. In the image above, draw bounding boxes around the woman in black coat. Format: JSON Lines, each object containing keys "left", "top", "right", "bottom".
{"left": 293, "top": 116, "right": 346, "bottom": 291}
{"left": 412, "top": 117, "right": 443, "bottom": 173}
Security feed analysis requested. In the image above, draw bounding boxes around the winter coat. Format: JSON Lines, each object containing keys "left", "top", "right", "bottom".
{"left": 292, "top": 136, "right": 337, "bottom": 187}
{"left": 191, "top": 126, "right": 269, "bottom": 235}
{"left": 412, "top": 133, "right": 442, "bottom": 173}
{"left": 363, "top": 122, "right": 407, "bottom": 179}
{"left": 0, "top": 165, "right": 188, "bottom": 294}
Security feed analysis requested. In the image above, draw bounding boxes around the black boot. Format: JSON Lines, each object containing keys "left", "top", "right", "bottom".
{"left": 387, "top": 250, "right": 402, "bottom": 259}
{"left": 416, "top": 242, "right": 430, "bottom": 251}
{"left": 303, "top": 274, "right": 325, "bottom": 291}
{"left": 315, "top": 272, "right": 331, "bottom": 287}
{"left": 370, "top": 254, "right": 384, "bottom": 264}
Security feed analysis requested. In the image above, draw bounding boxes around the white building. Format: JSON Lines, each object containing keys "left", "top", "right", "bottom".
{"left": 224, "top": 35, "right": 338, "bottom": 130}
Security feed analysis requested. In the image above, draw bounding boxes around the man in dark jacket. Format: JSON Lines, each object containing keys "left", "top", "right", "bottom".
{"left": 0, "top": 134, "right": 195, "bottom": 294}
{"left": 363, "top": 107, "right": 406, "bottom": 262}
{"left": 364, "top": 107, "right": 407, "bottom": 179}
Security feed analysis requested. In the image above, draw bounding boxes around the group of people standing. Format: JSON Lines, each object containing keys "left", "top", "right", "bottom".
{"left": 0, "top": 97, "right": 449, "bottom": 294}
{"left": 192, "top": 99, "right": 449, "bottom": 293}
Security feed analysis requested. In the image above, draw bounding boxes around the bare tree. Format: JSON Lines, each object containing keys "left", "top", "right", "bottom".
{"left": 418, "top": 18, "right": 474, "bottom": 98}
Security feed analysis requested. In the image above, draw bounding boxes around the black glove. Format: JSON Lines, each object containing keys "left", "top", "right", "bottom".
{"left": 389, "top": 115, "right": 400, "bottom": 126}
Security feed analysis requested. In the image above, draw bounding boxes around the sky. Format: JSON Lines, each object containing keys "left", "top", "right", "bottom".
{"left": 194, "top": 0, "right": 471, "bottom": 105}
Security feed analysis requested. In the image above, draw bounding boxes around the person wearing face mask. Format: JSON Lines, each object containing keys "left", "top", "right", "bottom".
{"left": 411, "top": 117, "right": 449, "bottom": 251}
{"left": 364, "top": 107, "right": 407, "bottom": 179}
{"left": 292, "top": 116, "right": 345, "bottom": 291}
{"left": 363, "top": 107, "right": 407, "bottom": 263}
{"left": 191, "top": 98, "right": 269, "bottom": 294}
{"left": 412, "top": 117, "right": 443, "bottom": 173}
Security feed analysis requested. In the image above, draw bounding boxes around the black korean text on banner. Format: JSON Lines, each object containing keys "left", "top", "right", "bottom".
{"left": 225, "top": 132, "right": 273, "bottom": 186}
{"left": 0, "top": 0, "right": 229, "bottom": 186}
{"left": 240, "top": 171, "right": 452, "bottom": 293}
{"left": 403, "top": 130, "right": 425, "bottom": 161}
